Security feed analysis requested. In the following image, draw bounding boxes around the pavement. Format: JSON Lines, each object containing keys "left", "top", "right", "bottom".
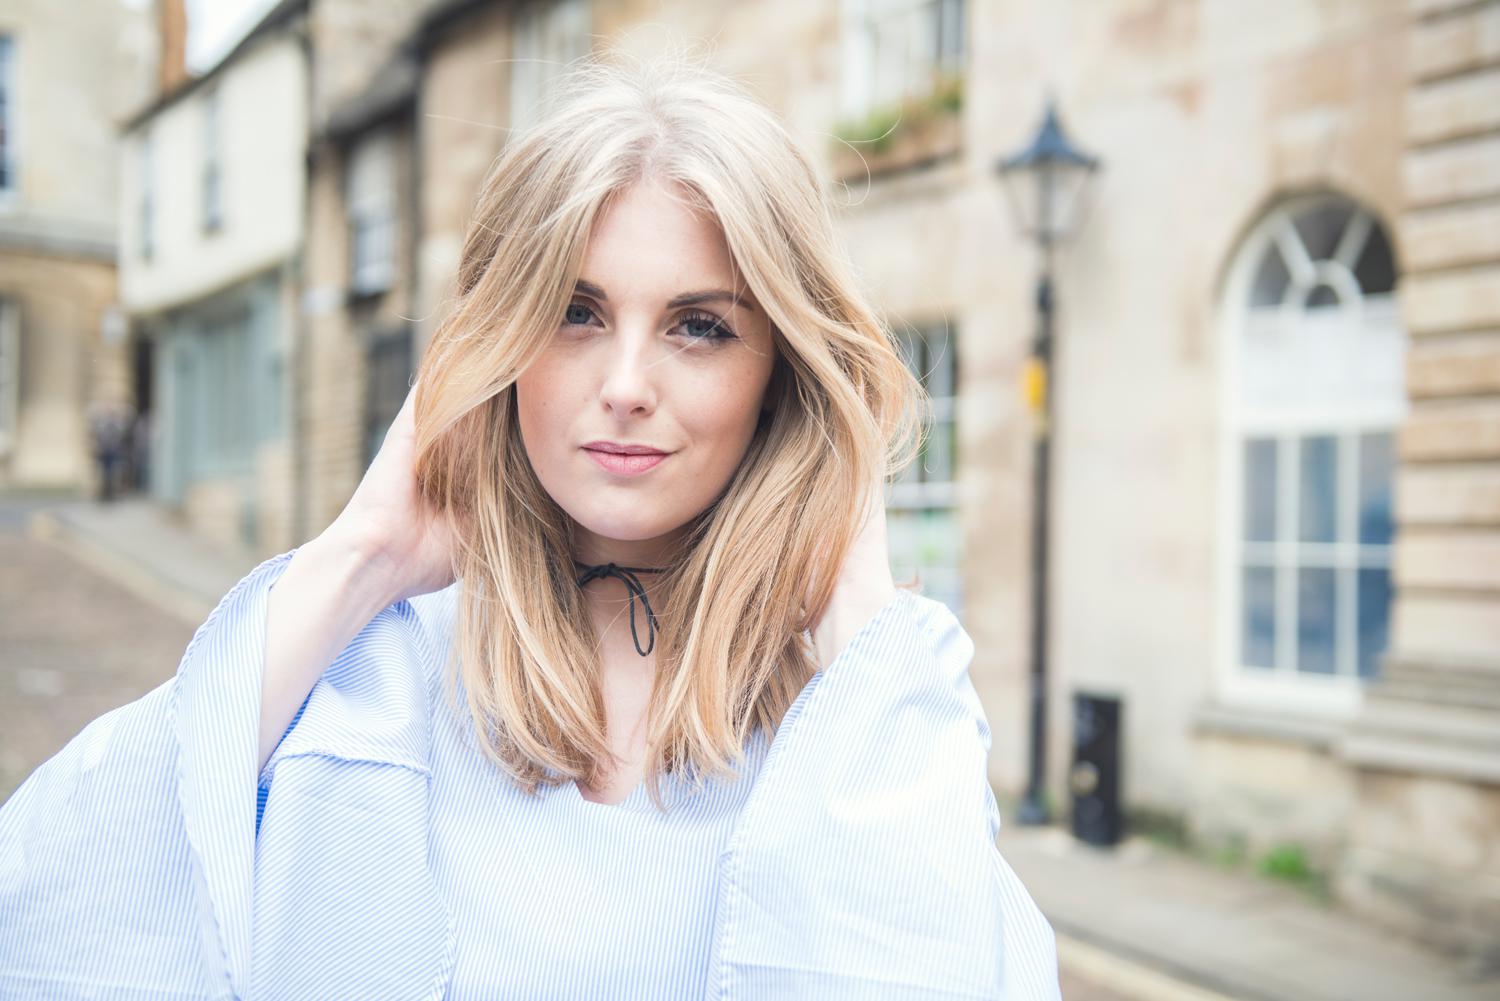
{"left": 0, "top": 495, "right": 201, "bottom": 801}
{"left": 4, "top": 491, "right": 1498, "bottom": 1000}
{"left": 997, "top": 824, "right": 1500, "bottom": 1001}
{"left": 24, "top": 493, "right": 264, "bottom": 626}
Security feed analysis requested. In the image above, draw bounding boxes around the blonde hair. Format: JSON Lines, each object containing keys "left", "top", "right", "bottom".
{"left": 413, "top": 47, "right": 926, "bottom": 812}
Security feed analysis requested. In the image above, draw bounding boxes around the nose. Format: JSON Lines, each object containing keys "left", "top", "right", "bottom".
{"left": 598, "top": 325, "right": 658, "bottom": 419}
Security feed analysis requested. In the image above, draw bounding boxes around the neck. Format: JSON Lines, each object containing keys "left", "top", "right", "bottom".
{"left": 571, "top": 525, "right": 687, "bottom": 574}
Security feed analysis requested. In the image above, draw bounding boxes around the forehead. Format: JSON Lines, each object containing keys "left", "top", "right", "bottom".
{"left": 580, "top": 180, "right": 748, "bottom": 298}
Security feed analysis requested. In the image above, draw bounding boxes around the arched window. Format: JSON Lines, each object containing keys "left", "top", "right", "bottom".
{"left": 1219, "top": 193, "right": 1404, "bottom": 711}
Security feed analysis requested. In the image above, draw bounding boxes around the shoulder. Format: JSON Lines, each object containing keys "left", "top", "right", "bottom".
{"left": 855, "top": 588, "right": 977, "bottom": 693}
{"left": 407, "top": 580, "right": 461, "bottom": 673}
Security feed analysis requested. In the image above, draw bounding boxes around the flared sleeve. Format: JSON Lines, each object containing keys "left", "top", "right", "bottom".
{"left": 0, "top": 548, "right": 456, "bottom": 1000}
{"left": 706, "top": 588, "right": 1062, "bottom": 1000}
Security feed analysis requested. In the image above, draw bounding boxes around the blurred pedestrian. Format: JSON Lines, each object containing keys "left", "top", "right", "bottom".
{"left": 86, "top": 401, "right": 134, "bottom": 503}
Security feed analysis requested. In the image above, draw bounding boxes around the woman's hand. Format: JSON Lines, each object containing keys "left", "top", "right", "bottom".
{"left": 327, "top": 377, "right": 461, "bottom": 607}
{"left": 259, "top": 378, "right": 458, "bottom": 775}
{"left": 809, "top": 476, "right": 898, "bottom": 669}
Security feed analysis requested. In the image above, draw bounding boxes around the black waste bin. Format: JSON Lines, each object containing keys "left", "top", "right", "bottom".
{"left": 1069, "top": 691, "right": 1123, "bottom": 846}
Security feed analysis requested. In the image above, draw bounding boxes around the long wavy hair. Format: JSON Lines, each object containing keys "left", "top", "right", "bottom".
{"left": 412, "top": 48, "right": 927, "bottom": 812}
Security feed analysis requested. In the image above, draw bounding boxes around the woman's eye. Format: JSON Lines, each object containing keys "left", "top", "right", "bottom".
{"left": 563, "top": 302, "right": 596, "bottom": 327}
{"left": 676, "top": 311, "right": 737, "bottom": 342}
{"left": 560, "top": 303, "right": 736, "bottom": 343}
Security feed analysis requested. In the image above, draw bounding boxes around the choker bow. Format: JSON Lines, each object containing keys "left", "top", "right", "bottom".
{"left": 572, "top": 560, "right": 665, "bottom": 657}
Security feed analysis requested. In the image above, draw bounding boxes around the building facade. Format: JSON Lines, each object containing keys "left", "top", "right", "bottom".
{"left": 130, "top": 0, "right": 1500, "bottom": 961}
{"left": 1338, "top": 0, "right": 1500, "bottom": 958}
{"left": 0, "top": 0, "right": 151, "bottom": 496}
{"left": 119, "top": 1, "right": 307, "bottom": 555}
{"left": 298, "top": 0, "right": 434, "bottom": 539}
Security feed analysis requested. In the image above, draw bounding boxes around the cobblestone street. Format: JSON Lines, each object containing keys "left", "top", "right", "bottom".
{"left": 0, "top": 502, "right": 195, "bottom": 803}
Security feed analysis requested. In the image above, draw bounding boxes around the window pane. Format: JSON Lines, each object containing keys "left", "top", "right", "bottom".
{"left": 1358, "top": 432, "right": 1394, "bottom": 545}
{"left": 1249, "top": 246, "right": 1290, "bottom": 308}
{"left": 916, "top": 422, "right": 947, "bottom": 482}
{"left": 1354, "top": 223, "right": 1396, "bottom": 295}
{"left": 1304, "top": 283, "right": 1340, "bottom": 310}
{"left": 1244, "top": 438, "right": 1277, "bottom": 542}
{"left": 1299, "top": 434, "right": 1338, "bottom": 543}
{"left": 1357, "top": 567, "right": 1391, "bottom": 679}
{"left": 1293, "top": 202, "right": 1353, "bottom": 263}
{"left": 0, "top": 36, "right": 11, "bottom": 190}
{"left": 924, "top": 325, "right": 954, "bottom": 398}
{"left": 936, "top": 0, "right": 964, "bottom": 69}
{"left": 1241, "top": 565, "right": 1276, "bottom": 669}
{"left": 1297, "top": 566, "right": 1337, "bottom": 675}
{"left": 888, "top": 505, "right": 963, "bottom": 613}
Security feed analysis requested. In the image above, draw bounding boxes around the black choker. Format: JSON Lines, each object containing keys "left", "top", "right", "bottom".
{"left": 572, "top": 561, "right": 666, "bottom": 657}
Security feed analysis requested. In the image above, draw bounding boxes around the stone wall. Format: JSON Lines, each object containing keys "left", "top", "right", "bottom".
{"left": 0, "top": 250, "right": 121, "bottom": 492}
{"left": 1335, "top": 0, "right": 1500, "bottom": 963}
{"left": 301, "top": 121, "right": 419, "bottom": 538}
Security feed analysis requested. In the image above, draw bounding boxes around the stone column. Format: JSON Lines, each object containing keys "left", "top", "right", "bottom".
{"left": 1337, "top": 0, "right": 1500, "bottom": 967}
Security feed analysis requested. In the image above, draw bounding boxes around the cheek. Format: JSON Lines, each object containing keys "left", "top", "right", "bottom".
{"left": 680, "top": 363, "right": 769, "bottom": 449}
{"left": 517, "top": 350, "right": 580, "bottom": 416}
{"left": 514, "top": 363, "right": 572, "bottom": 464}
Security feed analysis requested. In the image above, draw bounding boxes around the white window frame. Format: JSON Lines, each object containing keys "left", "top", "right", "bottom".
{"left": 1216, "top": 193, "right": 1406, "bottom": 718}
{"left": 510, "top": 0, "right": 592, "bottom": 133}
{"left": 346, "top": 131, "right": 397, "bottom": 296}
{"left": 0, "top": 298, "right": 18, "bottom": 455}
{"left": 839, "top": 0, "right": 965, "bottom": 123}
{"left": 887, "top": 319, "right": 962, "bottom": 616}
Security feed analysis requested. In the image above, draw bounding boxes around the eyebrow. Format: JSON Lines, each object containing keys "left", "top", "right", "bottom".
{"left": 573, "top": 279, "right": 759, "bottom": 313}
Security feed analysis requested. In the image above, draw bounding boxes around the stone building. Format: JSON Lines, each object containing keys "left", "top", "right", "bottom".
{"left": 297, "top": 0, "right": 435, "bottom": 539}
{"left": 392, "top": 0, "right": 1500, "bottom": 961}
{"left": 1337, "top": 0, "right": 1500, "bottom": 960}
{"left": 0, "top": 0, "right": 151, "bottom": 496}
{"left": 178, "top": 0, "right": 1499, "bottom": 961}
{"left": 118, "top": 0, "right": 306, "bottom": 554}
{"left": 119, "top": 0, "right": 437, "bottom": 552}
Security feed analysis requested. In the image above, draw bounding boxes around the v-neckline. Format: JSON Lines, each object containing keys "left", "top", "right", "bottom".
{"left": 566, "top": 776, "right": 652, "bottom": 811}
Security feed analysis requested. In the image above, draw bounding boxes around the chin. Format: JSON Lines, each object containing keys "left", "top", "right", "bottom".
{"left": 568, "top": 506, "right": 683, "bottom": 545}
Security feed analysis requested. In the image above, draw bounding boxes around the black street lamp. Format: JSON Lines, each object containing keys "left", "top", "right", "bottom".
{"left": 995, "top": 94, "right": 1100, "bottom": 826}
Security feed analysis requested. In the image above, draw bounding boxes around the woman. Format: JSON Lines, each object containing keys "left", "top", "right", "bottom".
{"left": 0, "top": 52, "right": 1061, "bottom": 999}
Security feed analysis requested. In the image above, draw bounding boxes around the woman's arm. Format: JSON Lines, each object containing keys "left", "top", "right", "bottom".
{"left": 260, "top": 376, "right": 458, "bottom": 776}
{"left": 258, "top": 527, "right": 397, "bottom": 776}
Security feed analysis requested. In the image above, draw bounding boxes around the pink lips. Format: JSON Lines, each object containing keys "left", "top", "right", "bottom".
{"left": 583, "top": 448, "right": 669, "bottom": 476}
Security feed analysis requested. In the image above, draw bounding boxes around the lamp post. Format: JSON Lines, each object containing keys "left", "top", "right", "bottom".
{"left": 995, "top": 94, "right": 1100, "bottom": 826}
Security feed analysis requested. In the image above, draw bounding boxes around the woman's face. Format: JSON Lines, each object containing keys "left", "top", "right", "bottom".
{"left": 515, "top": 179, "right": 777, "bottom": 566}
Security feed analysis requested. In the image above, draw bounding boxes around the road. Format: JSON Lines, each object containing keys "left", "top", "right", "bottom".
{"left": 0, "top": 499, "right": 194, "bottom": 802}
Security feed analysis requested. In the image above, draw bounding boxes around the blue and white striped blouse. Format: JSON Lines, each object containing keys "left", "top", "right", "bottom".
{"left": 1, "top": 547, "right": 1062, "bottom": 999}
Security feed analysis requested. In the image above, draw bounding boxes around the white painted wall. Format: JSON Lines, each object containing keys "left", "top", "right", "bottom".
{"left": 120, "top": 34, "right": 306, "bottom": 314}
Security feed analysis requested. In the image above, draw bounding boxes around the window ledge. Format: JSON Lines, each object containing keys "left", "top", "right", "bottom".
{"left": 1339, "top": 728, "right": 1500, "bottom": 785}
{"left": 1192, "top": 700, "right": 1345, "bottom": 751}
{"left": 1341, "top": 687, "right": 1500, "bottom": 784}
{"left": 829, "top": 110, "right": 962, "bottom": 185}
{"left": 1196, "top": 693, "right": 1500, "bottom": 784}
